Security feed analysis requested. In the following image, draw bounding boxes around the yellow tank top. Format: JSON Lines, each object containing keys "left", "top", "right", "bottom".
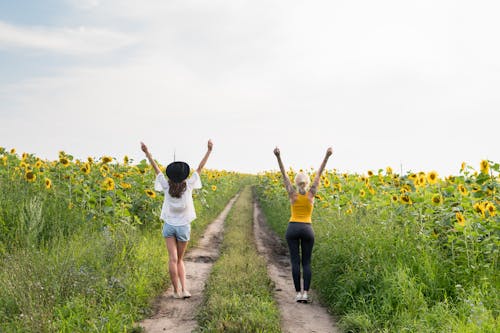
{"left": 289, "top": 193, "right": 313, "bottom": 223}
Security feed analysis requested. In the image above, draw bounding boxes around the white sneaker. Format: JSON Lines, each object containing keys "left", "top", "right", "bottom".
{"left": 300, "top": 292, "right": 309, "bottom": 303}
{"left": 295, "top": 292, "right": 302, "bottom": 302}
{"left": 182, "top": 290, "right": 191, "bottom": 298}
{"left": 173, "top": 292, "right": 183, "bottom": 299}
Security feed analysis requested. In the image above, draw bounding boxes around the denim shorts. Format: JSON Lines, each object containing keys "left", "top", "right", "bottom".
{"left": 162, "top": 223, "right": 191, "bottom": 242}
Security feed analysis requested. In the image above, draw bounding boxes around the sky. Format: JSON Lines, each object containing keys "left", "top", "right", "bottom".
{"left": 1, "top": 0, "right": 499, "bottom": 175}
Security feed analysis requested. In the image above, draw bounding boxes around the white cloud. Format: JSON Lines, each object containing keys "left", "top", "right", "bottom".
{"left": 65, "top": 0, "right": 101, "bottom": 10}
{"left": 0, "top": 20, "right": 136, "bottom": 55}
{"left": 1, "top": 1, "right": 499, "bottom": 174}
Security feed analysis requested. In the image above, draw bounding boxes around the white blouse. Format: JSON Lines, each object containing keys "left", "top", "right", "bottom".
{"left": 154, "top": 171, "right": 202, "bottom": 226}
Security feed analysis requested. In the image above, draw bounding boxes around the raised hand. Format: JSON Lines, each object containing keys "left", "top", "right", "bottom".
{"left": 273, "top": 147, "right": 280, "bottom": 157}
{"left": 326, "top": 147, "right": 333, "bottom": 157}
{"left": 140, "top": 142, "right": 149, "bottom": 154}
{"left": 208, "top": 139, "right": 213, "bottom": 151}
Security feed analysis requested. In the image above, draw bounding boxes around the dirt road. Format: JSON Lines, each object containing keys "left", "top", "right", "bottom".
{"left": 253, "top": 199, "right": 340, "bottom": 333}
{"left": 139, "top": 195, "right": 238, "bottom": 332}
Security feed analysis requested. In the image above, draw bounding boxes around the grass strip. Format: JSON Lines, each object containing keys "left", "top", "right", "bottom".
{"left": 196, "top": 186, "right": 281, "bottom": 333}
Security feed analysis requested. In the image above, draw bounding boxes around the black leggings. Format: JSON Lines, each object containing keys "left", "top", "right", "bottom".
{"left": 285, "top": 222, "right": 315, "bottom": 292}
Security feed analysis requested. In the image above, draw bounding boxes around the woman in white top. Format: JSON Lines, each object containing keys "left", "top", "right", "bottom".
{"left": 141, "top": 140, "right": 213, "bottom": 299}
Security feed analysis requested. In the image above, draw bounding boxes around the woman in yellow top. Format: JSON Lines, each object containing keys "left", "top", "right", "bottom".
{"left": 273, "top": 146, "right": 333, "bottom": 303}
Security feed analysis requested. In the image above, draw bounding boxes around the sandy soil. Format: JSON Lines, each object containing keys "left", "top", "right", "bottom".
{"left": 253, "top": 199, "right": 340, "bottom": 333}
{"left": 139, "top": 195, "right": 238, "bottom": 332}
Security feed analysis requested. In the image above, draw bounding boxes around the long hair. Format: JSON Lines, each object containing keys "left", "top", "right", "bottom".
{"left": 294, "top": 172, "right": 310, "bottom": 195}
{"left": 168, "top": 180, "right": 187, "bottom": 198}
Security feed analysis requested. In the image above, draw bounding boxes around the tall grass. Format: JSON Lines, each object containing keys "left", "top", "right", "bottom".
{"left": 0, "top": 150, "right": 247, "bottom": 332}
{"left": 256, "top": 181, "right": 499, "bottom": 332}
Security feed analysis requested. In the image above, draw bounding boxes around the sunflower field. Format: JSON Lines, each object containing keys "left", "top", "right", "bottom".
{"left": 0, "top": 147, "right": 248, "bottom": 332}
{"left": 256, "top": 161, "right": 499, "bottom": 332}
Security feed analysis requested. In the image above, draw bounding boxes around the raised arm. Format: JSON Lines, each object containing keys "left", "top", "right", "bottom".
{"left": 140, "top": 142, "right": 162, "bottom": 175}
{"left": 196, "top": 140, "right": 213, "bottom": 174}
{"left": 273, "top": 147, "right": 295, "bottom": 198}
{"left": 309, "top": 147, "right": 333, "bottom": 196}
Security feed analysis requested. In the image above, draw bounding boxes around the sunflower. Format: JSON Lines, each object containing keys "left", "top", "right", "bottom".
{"left": 123, "top": 155, "right": 129, "bottom": 164}
{"left": 101, "top": 156, "right": 113, "bottom": 164}
{"left": 473, "top": 202, "right": 486, "bottom": 218}
{"left": 25, "top": 171, "right": 36, "bottom": 182}
{"left": 334, "top": 183, "right": 342, "bottom": 192}
{"left": 10, "top": 148, "right": 16, "bottom": 154}
{"left": 59, "top": 157, "right": 70, "bottom": 167}
{"left": 22, "top": 152, "right": 28, "bottom": 160}
{"left": 346, "top": 208, "right": 353, "bottom": 214}
{"left": 359, "top": 189, "right": 366, "bottom": 197}
{"left": 35, "top": 160, "right": 43, "bottom": 168}
{"left": 323, "top": 178, "right": 331, "bottom": 187}
{"left": 386, "top": 166, "right": 393, "bottom": 175}
{"left": 368, "top": 186, "right": 375, "bottom": 195}
{"left": 120, "top": 182, "right": 132, "bottom": 189}
{"left": 408, "top": 173, "right": 417, "bottom": 180}
{"left": 460, "top": 162, "right": 466, "bottom": 172}
{"left": 458, "top": 184, "right": 468, "bottom": 196}
{"left": 391, "top": 195, "right": 399, "bottom": 203}
{"left": 1, "top": 156, "right": 7, "bottom": 166}
{"left": 400, "top": 184, "right": 411, "bottom": 193}
{"left": 87, "top": 157, "right": 94, "bottom": 164}
{"left": 427, "top": 171, "right": 438, "bottom": 185}
{"left": 367, "top": 170, "right": 374, "bottom": 177}
{"left": 431, "top": 194, "right": 443, "bottom": 205}
{"left": 81, "top": 163, "right": 91, "bottom": 174}
{"left": 485, "top": 202, "right": 496, "bottom": 217}
{"left": 144, "top": 189, "right": 156, "bottom": 198}
{"left": 100, "top": 165, "right": 109, "bottom": 175}
{"left": 455, "top": 212, "right": 466, "bottom": 226}
{"left": 44, "top": 178, "right": 52, "bottom": 189}
{"left": 480, "top": 160, "right": 489, "bottom": 174}
{"left": 400, "top": 194, "right": 412, "bottom": 204}
{"left": 211, "top": 185, "right": 217, "bottom": 191}
{"left": 417, "top": 174, "right": 426, "bottom": 187}
{"left": 102, "top": 177, "right": 115, "bottom": 191}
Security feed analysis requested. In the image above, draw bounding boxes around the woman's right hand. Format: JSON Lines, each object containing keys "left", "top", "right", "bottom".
{"left": 140, "top": 142, "right": 149, "bottom": 154}
{"left": 273, "top": 147, "right": 280, "bottom": 157}
{"left": 326, "top": 147, "right": 333, "bottom": 157}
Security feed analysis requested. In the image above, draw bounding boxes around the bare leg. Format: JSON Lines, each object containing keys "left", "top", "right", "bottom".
{"left": 165, "top": 237, "right": 180, "bottom": 293}
{"left": 176, "top": 241, "right": 189, "bottom": 292}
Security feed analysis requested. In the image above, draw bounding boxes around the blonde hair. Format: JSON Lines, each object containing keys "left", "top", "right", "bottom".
{"left": 294, "top": 172, "right": 310, "bottom": 194}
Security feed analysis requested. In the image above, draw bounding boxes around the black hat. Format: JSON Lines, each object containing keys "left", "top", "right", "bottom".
{"left": 166, "top": 161, "right": 190, "bottom": 183}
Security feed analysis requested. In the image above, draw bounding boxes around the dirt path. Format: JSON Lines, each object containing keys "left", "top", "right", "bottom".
{"left": 253, "top": 199, "right": 340, "bottom": 333}
{"left": 139, "top": 195, "right": 238, "bottom": 332}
